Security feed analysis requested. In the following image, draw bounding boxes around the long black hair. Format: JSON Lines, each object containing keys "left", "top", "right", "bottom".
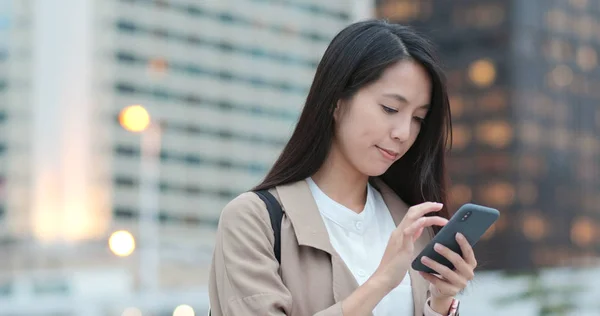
{"left": 254, "top": 19, "right": 452, "bottom": 224}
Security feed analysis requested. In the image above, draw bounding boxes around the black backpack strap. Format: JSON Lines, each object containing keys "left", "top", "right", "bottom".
{"left": 254, "top": 190, "right": 283, "bottom": 264}
{"left": 209, "top": 190, "right": 283, "bottom": 316}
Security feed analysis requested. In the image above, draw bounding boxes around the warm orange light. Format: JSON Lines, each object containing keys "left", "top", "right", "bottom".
{"left": 522, "top": 213, "right": 547, "bottom": 241}
{"left": 450, "top": 184, "right": 472, "bottom": 205}
{"left": 476, "top": 120, "right": 513, "bottom": 148}
{"left": 119, "top": 105, "right": 150, "bottom": 132}
{"left": 481, "top": 223, "right": 496, "bottom": 240}
{"left": 448, "top": 95, "right": 465, "bottom": 117}
{"left": 480, "top": 182, "right": 515, "bottom": 206}
{"left": 149, "top": 58, "right": 168, "bottom": 73}
{"left": 451, "top": 125, "right": 472, "bottom": 150}
{"left": 571, "top": 217, "right": 595, "bottom": 247}
{"left": 468, "top": 59, "right": 496, "bottom": 87}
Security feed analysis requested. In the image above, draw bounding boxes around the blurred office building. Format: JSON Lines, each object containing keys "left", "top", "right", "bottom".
{"left": 378, "top": 0, "right": 600, "bottom": 271}
{"left": 0, "top": 0, "right": 370, "bottom": 315}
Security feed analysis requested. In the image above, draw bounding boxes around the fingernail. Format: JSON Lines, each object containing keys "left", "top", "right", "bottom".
{"left": 456, "top": 233, "right": 464, "bottom": 240}
{"left": 421, "top": 256, "right": 429, "bottom": 263}
{"left": 434, "top": 243, "right": 443, "bottom": 251}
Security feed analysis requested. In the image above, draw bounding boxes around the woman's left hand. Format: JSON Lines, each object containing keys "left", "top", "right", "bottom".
{"left": 418, "top": 232, "right": 477, "bottom": 299}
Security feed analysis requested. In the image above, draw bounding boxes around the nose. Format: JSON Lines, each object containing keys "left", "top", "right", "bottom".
{"left": 390, "top": 116, "right": 412, "bottom": 142}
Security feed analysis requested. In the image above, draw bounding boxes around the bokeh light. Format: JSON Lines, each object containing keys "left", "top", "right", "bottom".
{"left": 119, "top": 105, "right": 151, "bottom": 133}
{"left": 109, "top": 230, "right": 136, "bottom": 257}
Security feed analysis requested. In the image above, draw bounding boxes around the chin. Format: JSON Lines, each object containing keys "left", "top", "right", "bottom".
{"left": 361, "top": 164, "right": 392, "bottom": 177}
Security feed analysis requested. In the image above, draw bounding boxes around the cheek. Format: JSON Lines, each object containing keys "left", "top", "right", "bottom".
{"left": 340, "top": 105, "right": 381, "bottom": 143}
{"left": 408, "top": 122, "right": 423, "bottom": 145}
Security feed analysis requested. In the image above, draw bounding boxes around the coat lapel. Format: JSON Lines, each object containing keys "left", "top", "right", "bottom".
{"left": 275, "top": 180, "right": 334, "bottom": 254}
{"left": 276, "top": 180, "right": 361, "bottom": 305}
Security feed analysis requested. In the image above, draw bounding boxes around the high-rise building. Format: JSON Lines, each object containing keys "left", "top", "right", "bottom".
{"left": 377, "top": 0, "right": 600, "bottom": 271}
{"left": 0, "top": 0, "right": 372, "bottom": 313}
{"left": 104, "top": 0, "right": 366, "bottom": 287}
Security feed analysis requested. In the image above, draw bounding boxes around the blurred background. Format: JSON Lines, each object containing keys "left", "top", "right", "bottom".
{"left": 0, "top": 0, "right": 598, "bottom": 315}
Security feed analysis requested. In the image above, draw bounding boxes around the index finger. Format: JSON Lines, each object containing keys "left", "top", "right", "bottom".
{"left": 406, "top": 202, "right": 444, "bottom": 221}
{"left": 404, "top": 216, "right": 449, "bottom": 239}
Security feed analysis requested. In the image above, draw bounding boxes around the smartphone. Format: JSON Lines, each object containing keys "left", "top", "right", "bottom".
{"left": 411, "top": 203, "right": 500, "bottom": 274}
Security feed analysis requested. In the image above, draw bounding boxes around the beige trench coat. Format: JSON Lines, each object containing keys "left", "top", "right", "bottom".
{"left": 208, "top": 178, "right": 441, "bottom": 316}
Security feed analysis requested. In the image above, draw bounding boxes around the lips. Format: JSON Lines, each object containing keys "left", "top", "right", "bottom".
{"left": 376, "top": 146, "right": 399, "bottom": 161}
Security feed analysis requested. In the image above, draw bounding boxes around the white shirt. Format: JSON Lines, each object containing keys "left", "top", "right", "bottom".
{"left": 306, "top": 178, "right": 413, "bottom": 315}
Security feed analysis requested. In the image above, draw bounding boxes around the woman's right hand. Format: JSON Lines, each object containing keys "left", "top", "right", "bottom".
{"left": 372, "top": 202, "right": 448, "bottom": 291}
{"left": 340, "top": 202, "right": 448, "bottom": 316}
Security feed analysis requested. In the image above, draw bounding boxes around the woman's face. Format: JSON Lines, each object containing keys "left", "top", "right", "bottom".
{"left": 333, "top": 59, "right": 432, "bottom": 177}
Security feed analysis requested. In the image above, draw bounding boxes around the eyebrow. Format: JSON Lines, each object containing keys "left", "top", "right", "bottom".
{"left": 383, "top": 93, "right": 430, "bottom": 110}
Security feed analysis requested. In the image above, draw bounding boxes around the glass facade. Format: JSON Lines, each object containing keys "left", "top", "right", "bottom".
{"left": 378, "top": 0, "right": 600, "bottom": 271}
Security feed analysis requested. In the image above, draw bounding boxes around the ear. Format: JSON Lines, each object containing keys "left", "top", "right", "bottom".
{"left": 333, "top": 99, "right": 343, "bottom": 121}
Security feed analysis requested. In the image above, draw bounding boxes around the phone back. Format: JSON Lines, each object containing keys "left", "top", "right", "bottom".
{"left": 411, "top": 203, "right": 499, "bottom": 273}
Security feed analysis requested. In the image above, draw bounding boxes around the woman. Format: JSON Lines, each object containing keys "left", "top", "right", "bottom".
{"left": 208, "top": 20, "right": 476, "bottom": 316}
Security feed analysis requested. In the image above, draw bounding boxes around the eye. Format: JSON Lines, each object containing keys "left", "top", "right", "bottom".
{"left": 381, "top": 104, "right": 398, "bottom": 114}
{"left": 413, "top": 116, "right": 426, "bottom": 124}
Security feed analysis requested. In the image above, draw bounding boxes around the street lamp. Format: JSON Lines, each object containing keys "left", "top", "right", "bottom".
{"left": 108, "top": 230, "right": 136, "bottom": 257}
{"left": 118, "top": 104, "right": 162, "bottom": 293}
{"left": 173, "top": 305, "right": 195, "bottom": 316}
{"left": 119, "top": 105, "right": 151, "bottom": 133}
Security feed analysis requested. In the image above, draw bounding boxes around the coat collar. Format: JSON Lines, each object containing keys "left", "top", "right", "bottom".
{"left": 275, "top": 179, "right": 335, "bottom": 254}
{"left": 275, "top": 178, "right": 432, "bottom": 314}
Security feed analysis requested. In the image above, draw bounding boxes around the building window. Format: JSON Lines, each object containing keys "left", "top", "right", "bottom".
{"left": 113, "top": 51, "right": 307, "bottom": 95}
{"left": 113, "top": 118, "right": 285, "bottom": 147}
{"left": 185, "top": 4, "right": 205, "bottom": 16}
{"left": 114, "top": 207, "right": 136, "bottom": 219}
{"left": 112, "top": 145, "right": 269, "bottom": 174}
{"left": 114, "top": 144, "right": 139, "bottom": 157}
{"left": 113, "top": 81, "right": 298, "bottom": 121}
{"left": 116, "top": 20, "right": 138, "bottom": 33}
{"left": 248, "top": 0, "right": 349, "bottom": 21}
{"left": 114, "top": 175, "right": 137, "bottom": 187}
{"left": 112, "top": 175, "right": 240, "bottom": 200}
{"left": 185, "top": 185, "right": 201, "bottom": 194}
{"left": 115, "top": 51, "right": 138, "bottom": 64}
{"left": 115, "top": 82, "right": 137, "bottom": 94}
{"left": 113, "top": 206, "right": 223, "bottom": 228}
{"left": 113, "top": 20, "right": 320, "bottom": 68}
{"left": 184, "top": 154, "right": 202, "bottom": 165}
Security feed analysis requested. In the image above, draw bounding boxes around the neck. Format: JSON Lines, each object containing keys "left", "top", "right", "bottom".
{"left": 311, "top": 144, "right": 369, "bottom": 213}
